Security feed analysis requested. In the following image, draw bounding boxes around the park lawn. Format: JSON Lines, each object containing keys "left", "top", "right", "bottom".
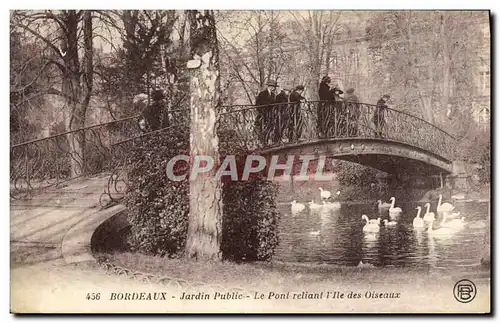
{"left": 97, "top": 251, "right": 490, "bottom": 294}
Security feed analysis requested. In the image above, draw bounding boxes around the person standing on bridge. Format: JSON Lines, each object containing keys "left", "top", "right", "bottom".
{"left": 318, "top": 76, "right": 333, "bottom": 138}
{"left": 344, "top": 88, "right": 360, "bottom": 136}
{"left": 287, "top": 85, "right": 306, "bottom": 142}
{"left": 372, "top": 94, "right": 390, "bottom": 138}
{"left": 331, "top": 87, "right": 345, "bottom": 137}
{"left": 254, "top": 80, "right": 278, "bottom": 145}
{"left": 274, "top": 88, "right": 290, "bottom": 143}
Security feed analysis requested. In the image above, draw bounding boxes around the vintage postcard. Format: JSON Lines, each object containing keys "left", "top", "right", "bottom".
{"left": 9, "top": 9, "right": 491, "bottom": 313}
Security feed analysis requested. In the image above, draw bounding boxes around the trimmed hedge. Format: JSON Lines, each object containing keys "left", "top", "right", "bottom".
{"left": 124, "top": 126, "right": 280, "bottom": 261}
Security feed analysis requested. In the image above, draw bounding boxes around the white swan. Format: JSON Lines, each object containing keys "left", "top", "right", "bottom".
{"left": 413, "top": 206, "right": 425, "bottom": 228}
{"left": 322, "top": 200, "right": 341, "bottom": 210}
{"left": 437, "top": 194, "right": 455, "bottom": 212}
{"left": 308, "top": 200, "right": 323, "bottom": 212}
{"left": 361, "top": 215, "right": 380, "bottom": 233}
{"left": 378, "top": 199, "right": 392, "bottom": 210}
{"left": 443, "top": 211, "right": 461, "bottom": 219}
{"left": 291, "top": 200, "right": 306, "bottom": 215}
{"left": 441, "top": 215, "right": 466, "bottom": 229}
{"left": 388, "top": 197, "right": 402, "bottom": 219}
{"left": 308, "top": 230, "right": 320, "bottom": 236}
{"left": 422, "top": 203, "right": 435, "bottom": 222}
{"left": 319, "top": 187, "right": 331, "bottom": 200}
{"left": 427, "top": 214, "right": 457, "bottom": 237}
{"left": 383, "top": 219, "right": 397, "bottom": 226}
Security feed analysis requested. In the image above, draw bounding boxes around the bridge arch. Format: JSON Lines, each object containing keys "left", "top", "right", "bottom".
{"left": 257, "top": 138, "right": 453, "bottom": 176}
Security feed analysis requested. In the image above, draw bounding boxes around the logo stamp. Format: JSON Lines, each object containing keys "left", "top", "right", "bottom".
{"left": 453, "top": 279, "right": 477, "bottom": 303}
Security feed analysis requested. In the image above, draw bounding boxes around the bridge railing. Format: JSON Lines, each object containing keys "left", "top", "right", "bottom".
{"left": 10, "top": 115, "right": 143, "bottom": 200}
{"left": 218, "top": 100, "right": 456, "bottom": 160}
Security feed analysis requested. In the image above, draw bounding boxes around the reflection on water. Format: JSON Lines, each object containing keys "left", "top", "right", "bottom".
{"left": 274, "top": 200, "right": 489, "bottom": 271}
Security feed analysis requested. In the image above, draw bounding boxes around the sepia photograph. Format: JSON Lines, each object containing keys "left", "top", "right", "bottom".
{"left": 8, "top": 8, "right": 491, "bottom": 314}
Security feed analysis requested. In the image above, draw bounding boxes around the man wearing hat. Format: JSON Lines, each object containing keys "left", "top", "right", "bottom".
{"left": 317, "top": 76, "right": 333, "bottom": 138}
{"left": 254, "top": 80, "right": 278, "bottom": 144}
{"left": 286, "top": 85, "right": 306, "bottom": 142}
{"left": 372, "top": 94, "right": 390, "bottom": 138}
{"left": 330, "top": 87, "right": 346, "bottom": 137}
{"left": 273, "top": 88, "right": 290, "bottom": 143}
{"left": 344, "top": 88, "right": 360, "bottom": 136}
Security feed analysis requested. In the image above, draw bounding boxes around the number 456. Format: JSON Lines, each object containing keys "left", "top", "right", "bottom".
{"left": 86, "top": 293, "right": 101, "bottom": 300}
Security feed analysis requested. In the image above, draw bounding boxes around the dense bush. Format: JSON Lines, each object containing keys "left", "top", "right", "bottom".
{"left": 124, "top": 127, "right": 190, "bottom": 257}
{"left": 124, "top": 126, "right": 280, "bottom": 261}
{"left": 335, "top": 160, "right": 385, "bottom": 187}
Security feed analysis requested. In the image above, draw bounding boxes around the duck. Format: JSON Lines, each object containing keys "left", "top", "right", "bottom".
{"left": 291, "top": 200, "right": 305, "bottom": 215}
{"left": 437, "top": 194, "right": 455, "bottom": 213}
{"left": 413, "top": 206, "right": 425, "bottom": 228}
{"left": 308, "top": 200, "right": 323, "bottom": 212}
{"left": 378, "top": 199, "right": 392, "bottom": 210}
{"left": 319, "top": 187, "right": 331, "bottom": 200}
{"left": 383, "top": 219, "right": 397, "bottom": 226}
{"left": 361, "top": 215, "right": 381, "bottom": 233}
{"left": 426, "top": 214, "right": 457, "bottom": 237}
{"left": 322, "top": 200, "right": 341, "bottom": 210}
{"left": 422, "top": 203, "right": 435, "bottom": 222}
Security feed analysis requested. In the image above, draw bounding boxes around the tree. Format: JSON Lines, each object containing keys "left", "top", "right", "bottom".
{"left": 218, "top": 11, "right": 291, "bottom": 104}
{"left": 185, "top": 10, "right": 223, "bottom": 260}
{"left": 365, "top": 11, "right": 484, "bottom": 123}
{"left": 289, "top": 11, "right": 342, "bottom": 99}
{"left": 11, "top": 10, "right": 95, "bottom": 176}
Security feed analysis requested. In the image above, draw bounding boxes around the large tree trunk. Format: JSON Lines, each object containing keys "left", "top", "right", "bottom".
{"left": 63, "top": 10, "right": 93, "bottom": 177}
{"left": 185, "top": 10, "right": 223, "bottom": 261}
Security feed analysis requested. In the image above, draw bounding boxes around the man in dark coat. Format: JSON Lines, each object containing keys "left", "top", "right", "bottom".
{"left": 274, "top": 88, "right": 289, "bottom": 143}
{"left": 331, "top": 87, "right": 345, "bottom": 137}
{"left": 344, "top": 88, "right": 360, "bottom": 136}
{"left": 372, "top": 94, "right": 390, "bottom": 138}
{"left": 254, "top": 80, "right": 278, "bottom": 145}
{"left": 317, "top": 76, "right": 333, "bottom": 138}
{"left": 287, "top": 85, "right": 306, "bottom": 142}
{"left": 143, "top": 89, "right": 166, "bottom": 131}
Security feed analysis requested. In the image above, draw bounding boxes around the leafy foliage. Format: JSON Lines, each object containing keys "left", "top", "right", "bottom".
{"left": 335, "top": 160, "right": 385, "bottom": 187}
{"left": 124, "top": 126, "right": 280, "bottom": 261}
{"left": 125, "top": 127, "right": 190, "bottom": 257}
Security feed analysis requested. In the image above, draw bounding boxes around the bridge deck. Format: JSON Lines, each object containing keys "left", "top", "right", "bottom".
{"left": 10, "top": 175, "right": 112, "bottom": 266}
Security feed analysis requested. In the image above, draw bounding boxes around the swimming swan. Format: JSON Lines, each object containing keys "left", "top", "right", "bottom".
{"left": 427, "top": 214, "right": 457, "bottom": 237}
{"left": 413, "top": 206, "right": 425, "bottom": 228}
{"left": 361, "top": 215, "right": 381, "bottom": 233}
{"left": 389, "top": 197, "right": 402, "bottom": 214}
{"left": 383, "top": 219, "right": 397, "bottom": 226}
{"left": 291, "top": 200, "right": 306, "bottom": 214}
{"left": 319, "top": 187, "right": 331, "bottom": 200}
{"left": 308, "top": 200, "right": 323, "bottom": 211}
{"left": 423, "top": 203, "right": 435, "bottom": 222}
{"left": 437, "top": 194, "right": 455, "bottom": 213}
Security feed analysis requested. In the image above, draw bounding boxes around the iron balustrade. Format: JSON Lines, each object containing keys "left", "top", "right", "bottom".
{"left": 218, "top": 100, "right": 456, "bottom": 160}
{"left": 10, "top": 115, "right": 144, "bottom": 201}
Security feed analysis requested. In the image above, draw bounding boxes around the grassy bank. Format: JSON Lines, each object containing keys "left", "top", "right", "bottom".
{"left": 97, "top": 251, "right": 490, "bottom": 294}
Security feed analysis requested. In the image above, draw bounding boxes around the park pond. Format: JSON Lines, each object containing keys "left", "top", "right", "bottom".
{"left": 274, "top": 200, "right": 490, "bottom": 272}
